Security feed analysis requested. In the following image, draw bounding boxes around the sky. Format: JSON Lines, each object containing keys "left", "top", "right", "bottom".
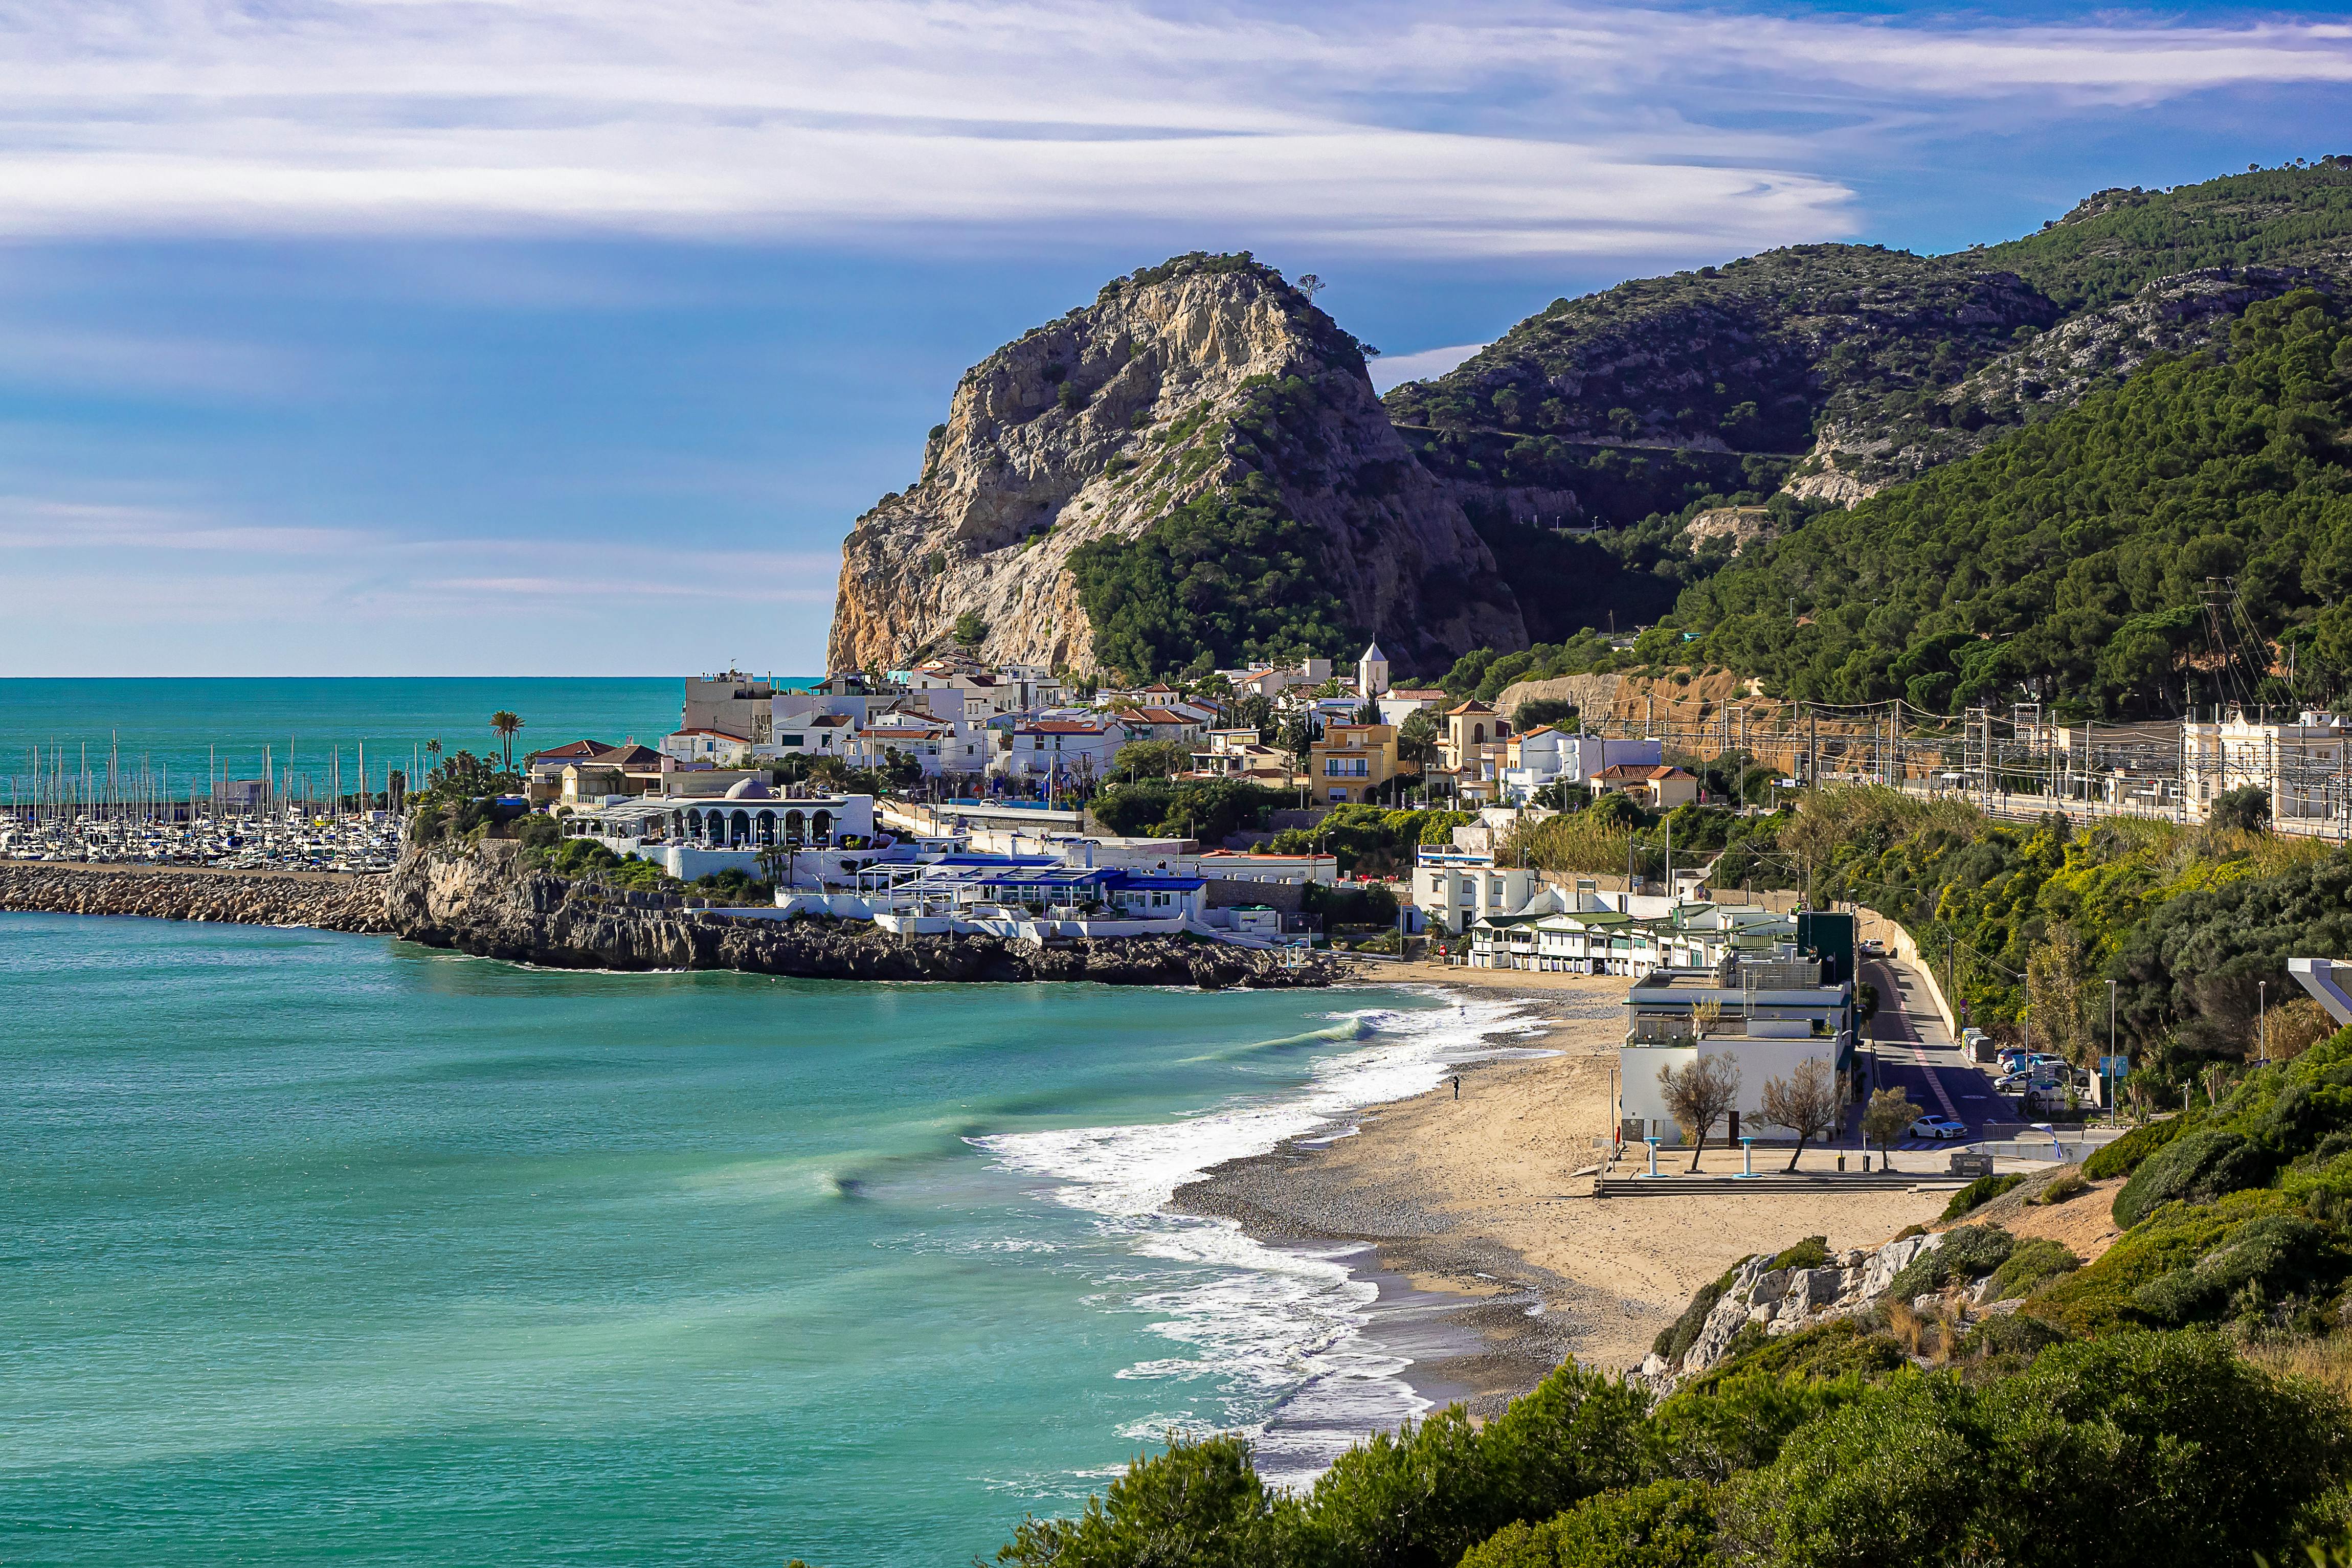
{"left": 4, "top": 0, "right": 2351, "bottom": 677}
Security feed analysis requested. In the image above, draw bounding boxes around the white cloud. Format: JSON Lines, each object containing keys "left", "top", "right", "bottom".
{"left": 0, "top": 1, "right": 2339, "bottom": 255}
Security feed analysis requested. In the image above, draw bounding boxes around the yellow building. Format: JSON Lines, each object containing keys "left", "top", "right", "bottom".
{"left": 1309, "top": 723, "right": 1399, "bottom": 804}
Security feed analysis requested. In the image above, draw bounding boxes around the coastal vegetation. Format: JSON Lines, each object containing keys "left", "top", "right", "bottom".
{"left": 1676, "top": 292, "right": 2352, "bottom": 715}
{"left": 1002, "top": 1027, "right": 2352, "bottom": 1567}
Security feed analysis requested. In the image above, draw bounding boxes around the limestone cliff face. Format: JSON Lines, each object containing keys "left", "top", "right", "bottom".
{"left": 827, "top": 256, "right": 1524, "bottom": 677}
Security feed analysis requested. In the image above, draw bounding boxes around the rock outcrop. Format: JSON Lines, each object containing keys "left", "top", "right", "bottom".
{"left": 1638, "top": 1231, "right": 1944, "bottom": 1392}
{"left": 827, "top": 253, "right": 1524, "bottom": 678}
{"left": 385, "top": 841, "right": 1340, "bottom": 989}
{"left": 0, "top": 863, "right": 392, "bottom": 930}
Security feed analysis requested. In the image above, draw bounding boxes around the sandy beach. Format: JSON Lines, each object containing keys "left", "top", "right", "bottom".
{"left": 1178, "top": 967, "right": 1953, "bottom": 1413}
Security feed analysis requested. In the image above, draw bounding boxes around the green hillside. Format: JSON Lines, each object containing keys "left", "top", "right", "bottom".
{"left": 1676, "top": 292, "right": 2352, "bottom": 717}
{"left": 1984, "top": 161, "right": 2352, "bottom": 311}
{"left": 1382, "top": 244, "right": 2058, "bottom": 517}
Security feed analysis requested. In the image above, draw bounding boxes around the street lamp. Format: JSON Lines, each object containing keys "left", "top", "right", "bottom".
{"left": 2108, "top": 978, "right": 2119, "bottom": 1121}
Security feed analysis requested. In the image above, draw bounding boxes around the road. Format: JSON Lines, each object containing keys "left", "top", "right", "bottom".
{"left": 1856, "top": 949, "right": 2005, "bottom": 1152}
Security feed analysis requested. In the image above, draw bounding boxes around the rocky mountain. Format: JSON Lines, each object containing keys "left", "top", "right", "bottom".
{"left": 1387, "top": 162, "right": 2352, "bottom": 520}
{"left": 827, "top": 253, "right": 1524, "bottom": 681}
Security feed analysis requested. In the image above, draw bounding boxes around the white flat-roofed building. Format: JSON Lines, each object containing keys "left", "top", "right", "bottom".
{"left": 2182, "top": 708, "right": 2348, "bottom": 822}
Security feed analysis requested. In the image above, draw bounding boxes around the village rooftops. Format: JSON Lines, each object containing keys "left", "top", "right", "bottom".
{"left": 586, "top": 744, "right": 664, "bottom": 768}
{"left": 1597, "top": 764, "right": 1695, "bottom": 782}
{"left": 1129, "top": 707, "right": 1203, "bottom": 726}
{"left": 1446, "top": 700, "right": 1497, "bottom": 716}
{"left": 1019, "top": 719, "right": 1122, "bottom": 734}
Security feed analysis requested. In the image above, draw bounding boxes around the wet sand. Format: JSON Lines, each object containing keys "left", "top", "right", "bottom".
{"left": 1178, "top": 970, "right": 1951, "bottom": 1415}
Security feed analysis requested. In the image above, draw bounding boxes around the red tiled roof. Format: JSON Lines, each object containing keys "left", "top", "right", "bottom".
{"left": 1446, "top": 700, "right": 1495, "bottom": 715}
{"left": 1131, "top": 707, "right": 1200, "bottom": 725}
{"left": 527, "top": 738, "right": 613, "bottom": 763}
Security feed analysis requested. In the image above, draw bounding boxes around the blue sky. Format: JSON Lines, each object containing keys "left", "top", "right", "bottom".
{"left": 4, "top": 0, "right": 2350, "bottom": 677}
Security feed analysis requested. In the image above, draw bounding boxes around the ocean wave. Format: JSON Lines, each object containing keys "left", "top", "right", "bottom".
{"left": 971, "top": 991, "right": 1545, "bottom": 1485}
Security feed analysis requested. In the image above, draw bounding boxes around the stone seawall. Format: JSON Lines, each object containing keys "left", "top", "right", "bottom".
{"left": 0, "top": 850, "right": 1341, "bottom": 990}
{"left": 0, "top": 862, "right": 392, "bottom": 932}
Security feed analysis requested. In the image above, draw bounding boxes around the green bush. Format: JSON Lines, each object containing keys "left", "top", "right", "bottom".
{"left": 996, "top": 1433, "right": 1275, "bottom": 1568}
{"left": 1673, "top": 1319, "right": 1909, "bottom": 1402}
{"left": 1987, "top": 1237, "right": 2082, "bottom": 1302}
{"left": 2114, "top": 1129, "right": 2275, "bottom": 1229}
{"left": 2033, "top": 1169, "right": 2093, "bottom": 1206}
{"left": 2085, "top": 1113, "right": 2200, "bottom": 1180}
{"left": 1768, "top": 1236, "right": 1830, "bottom": 1271}
{"left": 1717, "top": 1330, "right": 2351, "bottom": 1568}
{"left": 1286, "top": 1361, "right": 1653, "bottom": 1568}
{"left": 1457, "top": 1481, "right": 1715, "bottom": 1568}
{"left": 1886, "top": 1224, "right": 2015, "bottom": 1301}
{"left": 1941, "top": 1172, "right": 2027, "bottom": 1222}
{"left": 2032, "top": 1188, "right": 2331, "bottom": 1335}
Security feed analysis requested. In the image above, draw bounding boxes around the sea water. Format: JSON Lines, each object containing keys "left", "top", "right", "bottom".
{"left": 0, "top": 677, "right": 716, "bottom": 799}
{"left": 0, "top": 914, "right": 1536, "bottom": 1566}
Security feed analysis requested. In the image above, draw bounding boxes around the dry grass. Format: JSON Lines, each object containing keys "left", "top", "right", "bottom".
{"left": 2241, "top": 1335, "right": 2352, "bottom": 1402}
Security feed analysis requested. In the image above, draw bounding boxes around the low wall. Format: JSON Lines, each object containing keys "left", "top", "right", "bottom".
{"left": 0, "top": 862, "right": 390, "bottom": 931}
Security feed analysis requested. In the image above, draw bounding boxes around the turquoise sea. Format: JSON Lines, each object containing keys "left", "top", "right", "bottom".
{"left": 0, "top": 915, "right": 1534, "bottom": 1566}
{"left": 0, "top": 677, "right": 785, "bottom": 800}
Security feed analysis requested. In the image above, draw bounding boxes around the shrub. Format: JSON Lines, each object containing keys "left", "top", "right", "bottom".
{"left": 1289, "top": 1361, "right": 1653, "bottom": 1568}
{"left": 1887, "top": 1225, "right": 2014, "bottom": 1301}
{"left": 1674, "top": 1319, "right": 1909, "bottom": 1401}
{"left": 1768, "top": 1236, "right": 1830, "bottom": 1271}
{"left": 1715, "top": 1374, "right": 1993, "bottom": 1567}
{"left": 2114, "top": 1128, "right": 2274, "bottom": 1228}
{"left": 996, "top": 1432, "right": 1275, "bottom": 1568}
{"left": 1984, "top": 1329, "right": 2352, "bottom": 1568}
{"left": 1457, "top": 1481, "right": 1715, "bottom": 1568}
{"left": 2085, "top": 1112, "right": 2200, "bottom": 1180}
{"left": 1954, "top": 1310, "right": 2070, "bottom": 1365}
{"left": 1987, "top": 1237, "right": 2082, "bottom": 1302}
{"left": 1941, "top": 1172, "right": 2027, "bottom": 1221}
{"left": 2032, "top": 1169, "right": 2093, "bottom": 1206}
{"left": 2033, "top": 1188, "right": 2315, "bottom": 1335}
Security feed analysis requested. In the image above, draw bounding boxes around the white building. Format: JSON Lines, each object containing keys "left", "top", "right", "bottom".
{"left": 1358, "top": 643, "right": 1391, "bottom": 699}
{"left": 1614, "top": 958, "right": 1856, "bottom": 1147}
{"left": 2182, "top": 709, "right": 2348, "bottom": 822}
{"left": 993, "top": 718, "right": 1136, "bottom": 789}
{"left": 1502, "top": 731, "right": 1663, "bottom": 802}
{"left": 662, "top": 728, "right": 756, "bottom": 768}
{"left": 1414, "top": 846, "right": 1539, "bottom": 935}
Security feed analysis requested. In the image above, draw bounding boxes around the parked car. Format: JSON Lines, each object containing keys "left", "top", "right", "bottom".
{"left": 1910, "top": 1113, "right": 1969, "bottom": 1140}
{"left": 1861, "top": 937, "right": 1886, "bottom": 954}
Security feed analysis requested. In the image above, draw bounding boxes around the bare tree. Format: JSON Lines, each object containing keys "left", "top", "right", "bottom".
{"left": 1757, "top": 1058, "right": 1842, "bottom": 1172}
{"left": 1658, "top": 1056, "right": 1742, "bottom": 1173}
{"left": 1861, "top": 1087, "right": 1921, "bottom": 1172}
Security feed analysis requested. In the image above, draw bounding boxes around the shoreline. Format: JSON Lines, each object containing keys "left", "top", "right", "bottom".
{"left": 1179, "top": 971, "right": 1955, "bottom": 1418}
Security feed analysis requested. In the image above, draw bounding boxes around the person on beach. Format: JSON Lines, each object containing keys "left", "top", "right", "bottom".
{"left": 1453, "top": 1076, "right": 1461, "bottom": 1100}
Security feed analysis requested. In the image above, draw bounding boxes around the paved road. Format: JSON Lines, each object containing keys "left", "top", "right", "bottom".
{"left": 1857, "top": 950, "right": 2005, "bottom": 1152}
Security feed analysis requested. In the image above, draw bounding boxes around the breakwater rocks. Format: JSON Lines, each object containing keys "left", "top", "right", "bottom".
{"left": 0, "top": 862, "right": 393, "bottom": 931}
{"left": 385, "top": 842, "right": 1341, "bottom": 989}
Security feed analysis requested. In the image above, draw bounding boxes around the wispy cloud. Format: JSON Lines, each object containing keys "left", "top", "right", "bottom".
{"left": 2, "top": 1, "right": 2341, "bottom": 255}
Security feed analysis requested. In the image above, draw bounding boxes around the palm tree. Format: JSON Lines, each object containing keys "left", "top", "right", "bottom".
{"left": 489, "top": 712, "right": 523, "bottom": 773}
{"left": 425, "top": 737, "right": 444, "bottom": 782}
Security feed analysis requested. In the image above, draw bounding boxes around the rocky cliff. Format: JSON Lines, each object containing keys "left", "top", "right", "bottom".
{"left": 827, "top": 253, "right": 1524, "bottom": 679}
{"left": 386, "top": 841, "right": 1339, "bottom": 989}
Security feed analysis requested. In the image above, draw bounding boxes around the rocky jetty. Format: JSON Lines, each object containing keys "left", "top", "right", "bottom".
{"left": 384, "top": 841, "right": 1340, "bottom": 989}
{"left": 0, "top": 862, "right": 392, "bottom": 931}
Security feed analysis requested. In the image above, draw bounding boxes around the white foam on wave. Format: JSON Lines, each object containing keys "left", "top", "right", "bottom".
{"left": 971, "top": 992, "right": 1547, "bottom": 1486}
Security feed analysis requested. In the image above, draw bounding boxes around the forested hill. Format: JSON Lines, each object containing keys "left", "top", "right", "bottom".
{"left": 1983, "top": 163, "right": 2352, "bottom": 311}
{"left": 1386, "top": 163, "right": 2352, "bottom": 530}
{"left": 1677, "top": 291, "right": 2352, "bottom": 718}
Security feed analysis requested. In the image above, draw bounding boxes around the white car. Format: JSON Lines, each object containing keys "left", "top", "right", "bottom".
{"left": 1910, "top": 1114, "right": 1968, "bottom": 1140}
